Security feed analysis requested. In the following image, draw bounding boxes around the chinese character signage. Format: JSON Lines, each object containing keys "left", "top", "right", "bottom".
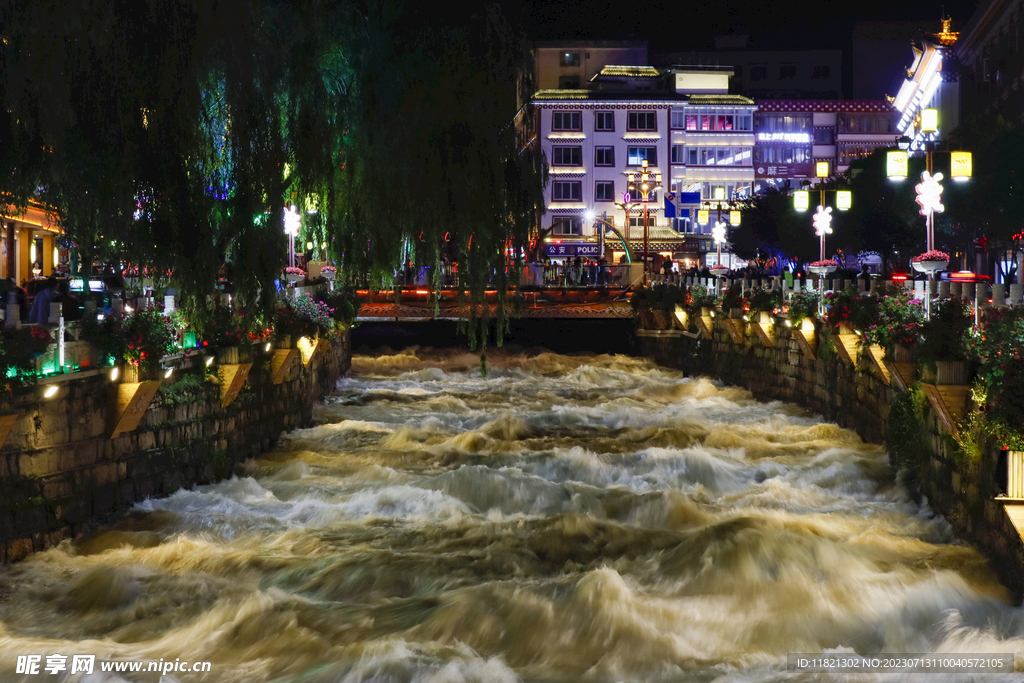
{"left": 543, "top": 242, "right": 603, "bottom": 257}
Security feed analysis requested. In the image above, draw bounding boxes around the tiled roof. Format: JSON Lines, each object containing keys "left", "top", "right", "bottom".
{"left": 757, "top": 100, "right": 896, "bottom": 113}
{"left": 687, "top": 94, "right": 756, "bottom": 105}
{"left": 596, "top": 65, "right": 661, "bottom": 78}
{"left": 533, "top": 89, "right": 689, "bottom": 104}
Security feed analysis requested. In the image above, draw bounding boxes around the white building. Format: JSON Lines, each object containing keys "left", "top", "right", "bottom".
{"left": 532, "top": 66, "right": 754, "bottom": 266}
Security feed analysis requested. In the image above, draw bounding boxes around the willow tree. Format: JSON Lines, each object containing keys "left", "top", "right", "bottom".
{"left": 0, "top": 0, "right": 356, "bottom": 319}
{"left": 326, "top": 0, "right": 546, "bottom": 349}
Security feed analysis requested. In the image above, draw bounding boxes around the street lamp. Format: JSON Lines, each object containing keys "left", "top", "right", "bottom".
{"left": 794, "top": 166, "right": 851, "bottom": 263}
{"left": 627, "top": 159, "right": 662, "bottom": 280}
{"left": 887, "top": 108, "right": 973, "bottom": 318}
{"left": 697, "top": 186, "right": 740, "bottom": 272}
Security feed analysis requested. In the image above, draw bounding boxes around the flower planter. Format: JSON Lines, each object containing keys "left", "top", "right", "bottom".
{"left": 922, "top": 360, "right": 968, "bottom": 385}
{"left": 728, "top": 309, "right": 744, "bottom": 319}
{"left": 275, "top": 334, "right": 293, "bottom": 349}
{"left": 701, "top": 307, "right": 713, "bottom": 317}
{"left": 836, "top": 321, "right": 855, "bottom": 335}
{"left": 321, "top": 269, "right": 336, "bottom": 281}
{"left": 124, "top": 364, "right": 160, "bottom": 383}
{"left": 652, "top": 310, "right": 671, "bottom": 330}
{"left": 285, "top": 273, "right": 304, "bottom": 284}
{"left": 216, "top": 346, "right": 240, "bottom": 365}
{"left": 638, "top": 309, "right": 656, "bottom": 329}
{"left": 912, "top": 260, "right": 948, "bottom": 274}
{"left": 891, "top": 343, "right": 916, "bottom": 363}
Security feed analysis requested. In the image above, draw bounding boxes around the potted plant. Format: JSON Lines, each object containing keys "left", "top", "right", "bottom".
{"left": 283, "top": 266, "right": 306, "bottom": 284}
{"left": 0, "top": 326, "right": 51, "bottom": 421}
{"left": 747, "top": 286, "right": 781, "bottom": 324}
{"left": 320, "top": 264, "right": 337, "bottom": 281}
{"left": 786, "top": 290, "right": 820, "bottom": 329}
{"left": 970, "top": 307, "right": 1024, "bottom": 425}
{"left": 860, "top": 286, "right": 924, "bottom": 360}
{"left": 720, "top": 283, "right": 746, "bottom": 319}
{"left": 911, "top": 249, "right": 950, "bottom": 273}
{"left": 919, "top": 297, "right": 972, "bottom": 384}
{"left": 199, "top": 303, "right": 257, "bottom": 364}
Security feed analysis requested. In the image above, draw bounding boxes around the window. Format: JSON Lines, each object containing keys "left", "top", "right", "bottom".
{"left": 561, "top": 52, "right": 580, "bottom": 67}
{"left": 552, "top": 146, "right": 582, "bottom": 166}
{"left": 779, "top": 65, "right": 796, "bottom": 79}
{"left": 671, "top": 144, "right": 685, "bottom": 164}
{"left": 552, "top": 218, "right": 583, "bottom": 235}
{"left": 754, "top": 146, "right": 810, "bottom": 164}
{"left": 627, "top": 147, "right": 657, "bottom": 165}
{"left": 552, "top": 181, "right": 582, "bottom": 201}
{"left": 595, "top": 147, "right": 614, "bottom": 166}
{"left": 595, "top": 181, "right": 615, "bottom": 201}
{"left": 750, "top": 65, "right": 767, "bottom": 81}
{"left": 811, "top": 64, "right": 830, "bottom": 79}
{"left": 758, "top": 113, "right": 811, "bottom": 133}
{"left": 558, "top": 76, "right": 580, "bottom": 89}
{"left": 689, "top": 146, "right": 751, "bottom": 166}
{"left": 595, "top": 111, "right": 615, "bottom": 131}
{"left": 552, "top": 111, "right": 581, "bottom": 131}
{"left": 814, "top": 127, "right": 834, "bottom": 144}
{"left": 686, "top": 114, "right": 698, "bottom": 130}
{"left": 627, "top": 111, "right": 657, "bottom": 131}
{"left": 670, "top": 111, "right": 687, "bottom": 129}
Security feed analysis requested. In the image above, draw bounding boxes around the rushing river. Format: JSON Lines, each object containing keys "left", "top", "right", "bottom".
{"left": 1, "top": 349, "right": 1023, "bottom": 682}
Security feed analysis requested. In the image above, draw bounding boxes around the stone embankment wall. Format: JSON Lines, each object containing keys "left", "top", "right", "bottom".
{"left": 637, "top": 321, "right": 1024, "bottom": 600}
{"left": 0, "top": 335, "right": 350, "bottom": 562}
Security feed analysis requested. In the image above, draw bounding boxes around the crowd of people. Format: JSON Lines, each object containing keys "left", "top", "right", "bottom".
{"left": 2, "top": 275, "right": 88, "bottom": 325}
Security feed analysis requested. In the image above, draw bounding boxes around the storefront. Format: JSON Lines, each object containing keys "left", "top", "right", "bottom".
{"left": 1, "top": 204, "right": 64, "bottom": 286}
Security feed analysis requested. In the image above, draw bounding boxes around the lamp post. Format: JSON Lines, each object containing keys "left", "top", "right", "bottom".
{"left": 697, "top": 186, "right": 741, "bottom": 273}
{"left": 284, "top": 205, "right": 301, "bottom": 268}
{"left": 627, "top": 159, "right": 662, "bottom": 281}
{"left": 793, "top": 162, "right": 851, "bottom": 265}
{"left": 887, "top": 108, "right": 972, "bottom": 319}
{"left": 711, "top": 221, "right": 728, "bottom": 296}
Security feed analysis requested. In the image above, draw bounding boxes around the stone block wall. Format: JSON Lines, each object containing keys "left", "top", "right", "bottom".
{"left": 637, "top": 321, "right": 1024, "bottom": 600}
{"left": 0, "top": 333, "right": 350, "bottom": 562}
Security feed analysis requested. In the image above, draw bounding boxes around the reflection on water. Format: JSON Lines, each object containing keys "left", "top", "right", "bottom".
{"left": 0, "top": 349, "right": 1022, "bottom": 682}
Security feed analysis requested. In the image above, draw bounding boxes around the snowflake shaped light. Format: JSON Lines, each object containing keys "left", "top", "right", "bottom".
{"left": 813, "top": 205, "right": 833, "bottom": 237}
{"left": 915, "top": 171, "right": 944, "bottom": 216}
{"left": 712, "top": 221, "right": 727, "bottom": 245}
{"left": 284, "top": 205, "right": 301, "bottom": 236}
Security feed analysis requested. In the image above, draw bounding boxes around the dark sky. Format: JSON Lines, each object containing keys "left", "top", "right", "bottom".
{"left": 526, "top": 0, "right": 983, "bottom": 51}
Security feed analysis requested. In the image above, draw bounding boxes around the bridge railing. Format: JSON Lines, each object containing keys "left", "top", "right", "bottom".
{"left": 350, "top": 263, "right": 645, "bottom": 290}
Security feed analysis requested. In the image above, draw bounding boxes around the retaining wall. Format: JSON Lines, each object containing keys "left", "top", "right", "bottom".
{"left": 637, "top": 321, "right": 1024, "bottom": 600}
{"left": 0, "top": 334, "right": 350, "bottom": 562}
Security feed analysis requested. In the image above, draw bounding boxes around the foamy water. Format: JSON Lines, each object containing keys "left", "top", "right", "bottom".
{"left": 0, "top": 349, "right": 1021, "bottom": 682}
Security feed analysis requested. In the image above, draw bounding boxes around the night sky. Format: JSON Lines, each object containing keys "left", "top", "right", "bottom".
{"left": 526, "top": 0, "right": 982, "bottom": 51}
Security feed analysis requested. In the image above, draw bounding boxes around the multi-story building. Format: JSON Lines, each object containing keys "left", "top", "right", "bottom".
{"left": 957, "top": 1, "right": 1024, "bottom": 125}
{"left": 533, "top": 65, "right": 755, "bottom": 267}
{"left": 752, "top": 100, "right": 900, "bottom": 193}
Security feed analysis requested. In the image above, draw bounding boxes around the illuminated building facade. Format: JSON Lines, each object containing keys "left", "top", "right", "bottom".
{"left": 891, "top": 19, "right": 961, "bottom": 153}
{"left": 533, "top": 65, "right": 754, "bottom": 266}
{"left": 752, "top": 100, "right": 899, "bottom": 193}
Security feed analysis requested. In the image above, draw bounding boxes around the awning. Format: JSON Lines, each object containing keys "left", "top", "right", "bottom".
{"left": 2, "top": 204, "right": 62, "bottom": 234}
